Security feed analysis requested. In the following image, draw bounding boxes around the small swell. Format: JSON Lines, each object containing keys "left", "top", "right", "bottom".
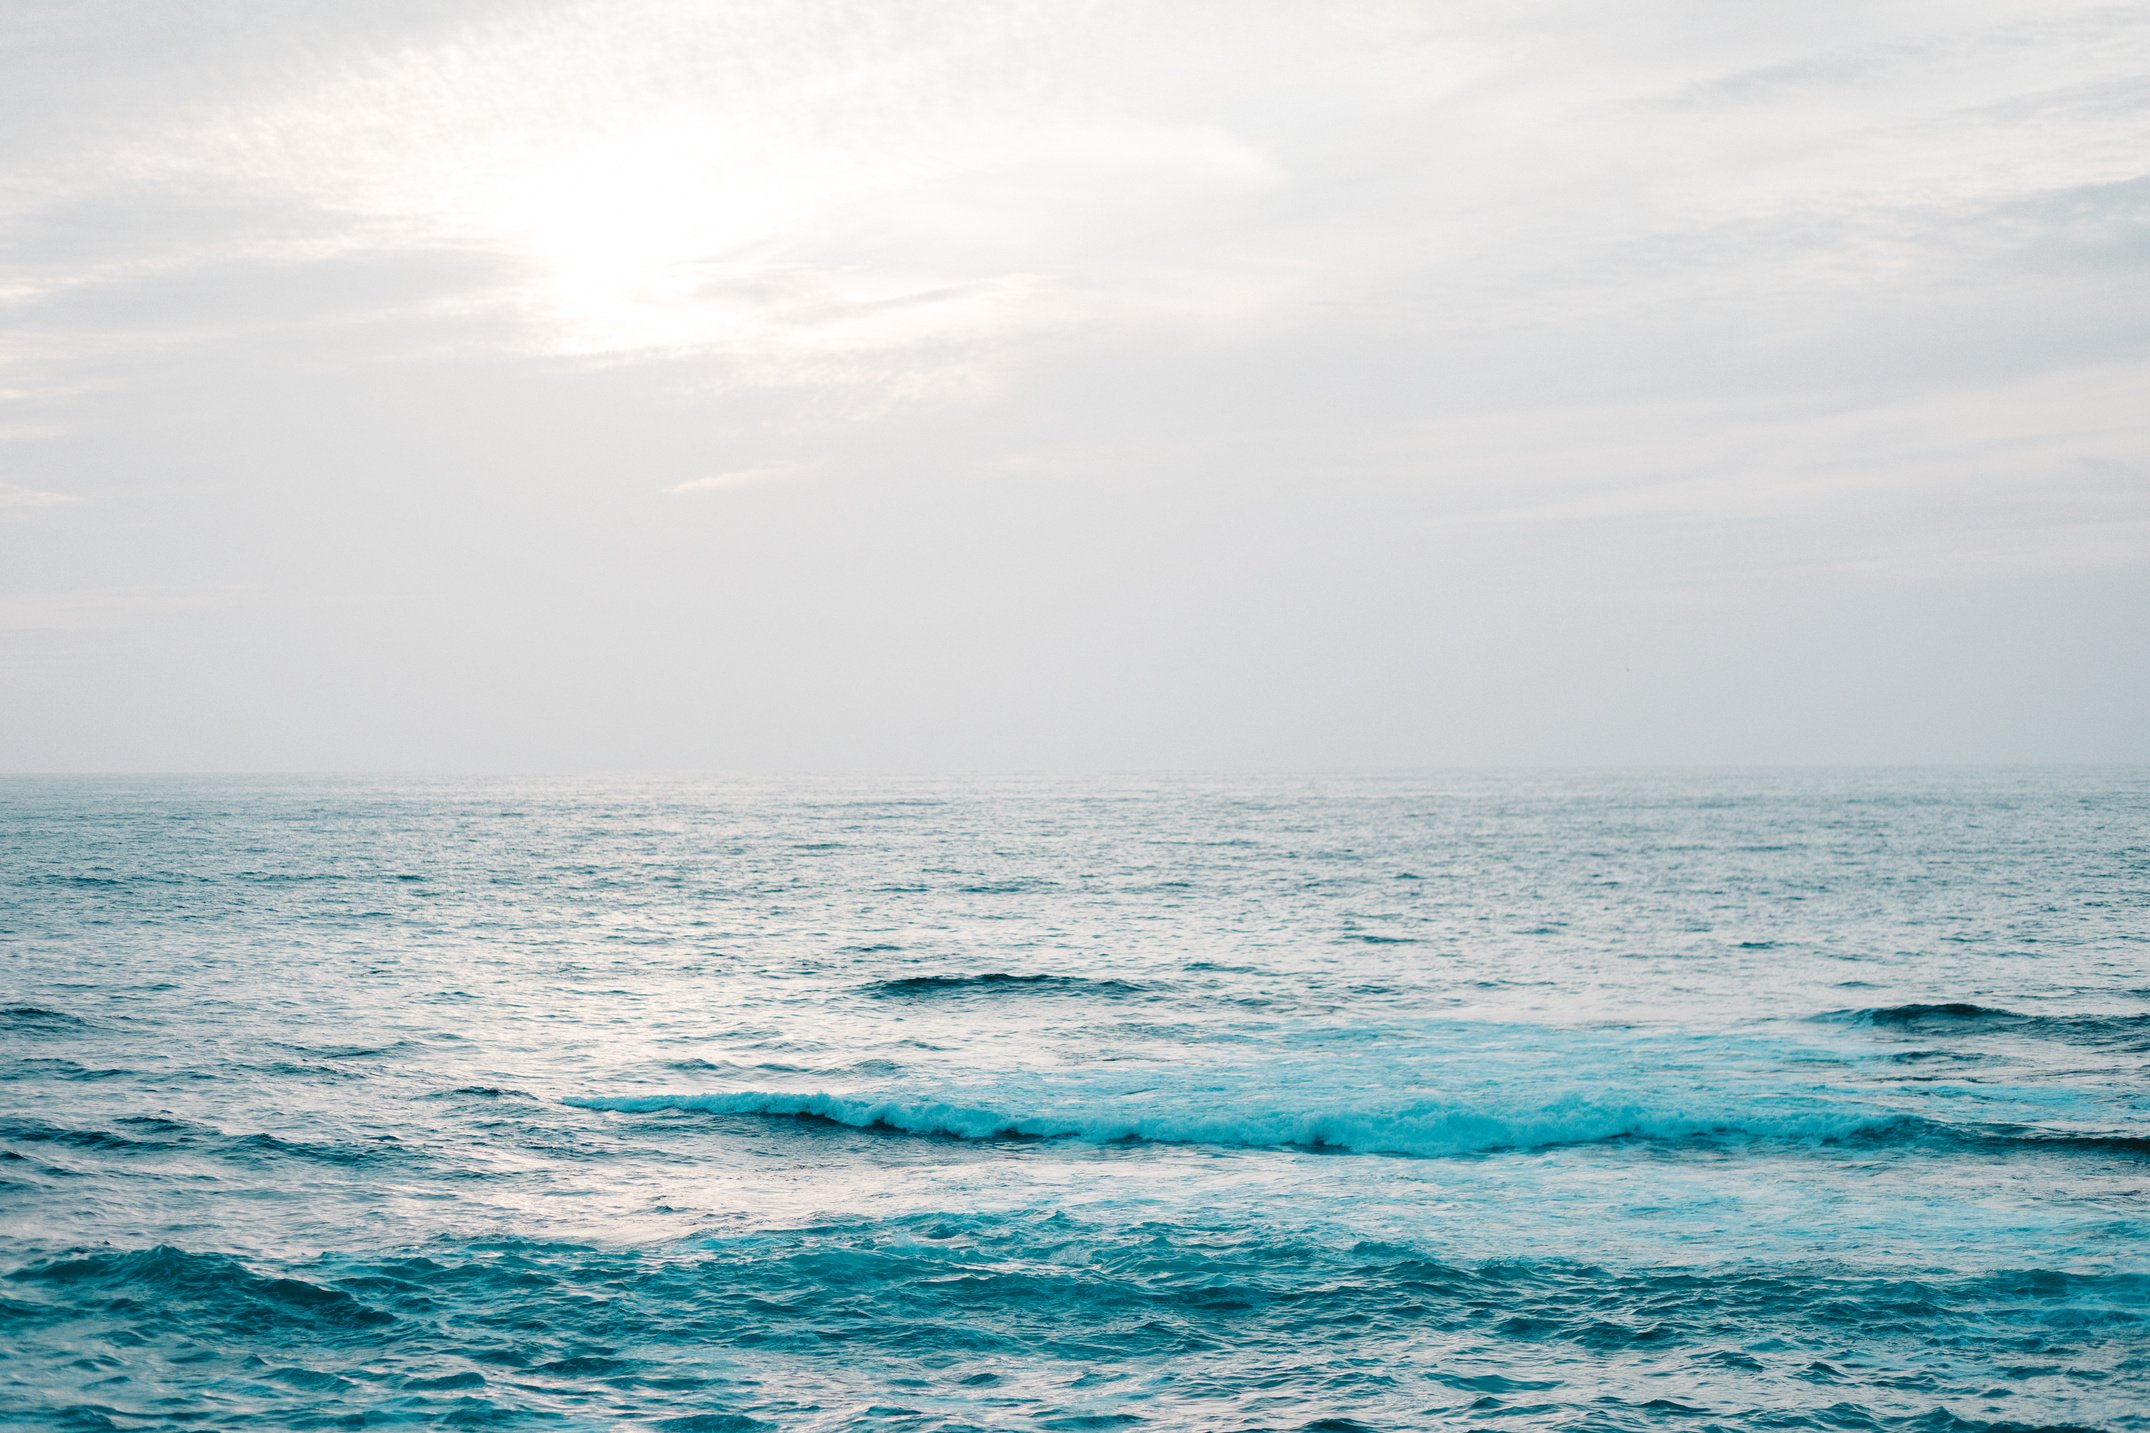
{"left": 1857, "top": 1003, "right": 2017, "bottom": 1025}
{"left": 246, "top": 1060, "right": 367, "bottom": 1080}
{"left": 661, "top": 1057, "right": 902, "bottom": 1079}
{"left": 7, "top": 1246, "right": 392, "bottom": 1330}
{"left": 0, "top": 1115, "right": 422, "bottom": 1169}
{"left": 1829, "top": 1003, "right": 2150, "bottom": 1050}
{"left": 863, "top": 973, "right": 1147, "bottom": 1000}
{"left": 1, "top": 1006, "right": 88, "bottom": 1029}
{"left": 0, "top": 1058, "right": 129, "bottom": 1081}
{"left": 270, "top": 1041, "right": 415, "bottom": 1061}
{"left": 1, "top": 1118, "right": 171, "bottom": 1154}
{"left": 1981, "top": 1127, "right": 2150, "bottom": 1159}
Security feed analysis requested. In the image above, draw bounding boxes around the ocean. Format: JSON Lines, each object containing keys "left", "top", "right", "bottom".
{"left": 2, "top": 772, "right": 2145, "bottom": 1431}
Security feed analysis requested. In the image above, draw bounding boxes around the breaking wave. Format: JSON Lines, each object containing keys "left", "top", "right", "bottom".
{"left": 568, "top": 1089, "right": 2150, "bottom": 1163}
{"left": 570, "top": 1088, "right": 1910, "bottom": 1158}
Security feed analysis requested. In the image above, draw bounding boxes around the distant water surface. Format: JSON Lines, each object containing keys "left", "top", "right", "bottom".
{"left": 2, "top": 772, "right": 2146, "bottom": 1430}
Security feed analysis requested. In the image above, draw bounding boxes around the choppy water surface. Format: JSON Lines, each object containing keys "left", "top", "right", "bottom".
{"left": 2, "top": 772, "right": 2146, "bottom": 1431}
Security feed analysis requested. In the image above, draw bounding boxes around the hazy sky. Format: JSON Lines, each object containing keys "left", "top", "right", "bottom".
{"left": 2, "top": 1, "right": 2145, "bottom": 771}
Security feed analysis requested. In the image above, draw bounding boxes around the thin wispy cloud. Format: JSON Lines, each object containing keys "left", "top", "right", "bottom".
{"left": 667, "top": 465, "right": 802, "bottom": 496}
{"left": 0, "top": 481, "right": 76, "bottom": 510}
{"left": 0, "top": 584, "right": 240, "bottom": 632}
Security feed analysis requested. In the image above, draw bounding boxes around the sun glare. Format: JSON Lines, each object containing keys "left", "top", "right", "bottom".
{"left": 481, "top": 119, "right": 832, "bottom": 354}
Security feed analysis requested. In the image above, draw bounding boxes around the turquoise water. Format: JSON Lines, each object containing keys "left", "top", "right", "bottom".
{"left": 2, "top": 772, "right": 2146, "bottom": 1430}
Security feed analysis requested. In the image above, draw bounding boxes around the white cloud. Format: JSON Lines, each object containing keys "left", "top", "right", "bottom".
{"left": 0, "top": 481, "right": 75, "bottom": 510}
{"left": 7, "top": 1, "right": 2147, "bottom": 411}
{"left": 666, "top": 465, "right": 802, "bottom": 495}
{"left": 38, "top": 2, "right": 1296, "bottom": 401}
{"left": 0, "top": 584, "right": 237, "bottom": 631}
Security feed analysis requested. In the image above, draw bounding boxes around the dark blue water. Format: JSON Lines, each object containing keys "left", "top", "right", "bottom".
{"left": 3, "top": 773, "right": 2146, "bottom": 1430}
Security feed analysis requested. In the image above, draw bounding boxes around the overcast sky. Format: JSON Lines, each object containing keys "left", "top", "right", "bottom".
{"left": 2, "top": 0, "right": 2145, "bottom": 771}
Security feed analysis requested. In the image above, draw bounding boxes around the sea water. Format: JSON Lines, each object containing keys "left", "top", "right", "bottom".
{"left": 1, "top": 772, "right": 2145, "bottom": 1430}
